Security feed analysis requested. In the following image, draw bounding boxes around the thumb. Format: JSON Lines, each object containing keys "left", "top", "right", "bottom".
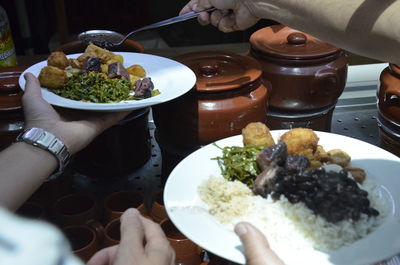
{"left": 234, "top": 222, "right": 284, "bottom": 265}
{"left": 23, "top": 73, "right": 42, "bottom": 97}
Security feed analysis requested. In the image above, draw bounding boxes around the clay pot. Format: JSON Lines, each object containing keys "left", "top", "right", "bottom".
{"left": 152, "top": 51, "right": 269, "bottom": 148}
{"left": 0, "top": 66, "right": 25, "bottom": 151}
{"left": 150, "top": 191, "right": 168, "bottom": 223}
{"left": 62, "top": 224, "right": 103, "bottom": 262}
{"left": 378, "top": 63, "right": 400, "bottom": 128}
{"left": 103, "top": 191, "right": 147, "bottom": 223}
{"left": 153, "top": 51, "right": 269, "bottom": 182}
{"left": 52, "top": 193, "right": 98, "bottom": 227}
{"left": 377, "top": 64, "right": 400, "bottom": 156}
{"left": 249, "top": 25, "right": 347, "bottom": 113}
{"left": 55, "top": 39, "right": 144, "bottom": 54}
{"left": 160, "top": 219, "right": 202, "bottom": 265}
{"left": 73, "top": 107, "right": 151, "bottom": 178}
{"left": 267, "top": 103, "right": 336, "bottom": 131}
{"left": 377, "top": 115, "right": 400, "bottom": 157}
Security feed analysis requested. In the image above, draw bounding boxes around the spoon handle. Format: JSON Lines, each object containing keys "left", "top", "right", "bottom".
{"left": 123, "top": 8, "right": 216, "bottom": 41}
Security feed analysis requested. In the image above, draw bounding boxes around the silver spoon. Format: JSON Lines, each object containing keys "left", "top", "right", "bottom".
{"left": 78, "top": 8, "right": 216, "bottom": 48}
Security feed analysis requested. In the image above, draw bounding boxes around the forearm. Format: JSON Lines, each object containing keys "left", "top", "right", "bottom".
{"left": 249, "top": 0, "right": 400, "bottom": 64}
{"left": 0, "top": 142, "right": 57, "bottom": 210}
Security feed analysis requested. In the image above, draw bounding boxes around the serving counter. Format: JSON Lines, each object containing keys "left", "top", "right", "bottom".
{"left": 13, "top": 43, "right": 399, "bottom": 265}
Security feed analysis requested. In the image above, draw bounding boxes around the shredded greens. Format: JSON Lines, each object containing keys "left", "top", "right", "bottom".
{"left": 54, "top": 72, "right": 138, "bottom": 103}
{"left": 212, "top": 144, "right": 264, "bottom": 187}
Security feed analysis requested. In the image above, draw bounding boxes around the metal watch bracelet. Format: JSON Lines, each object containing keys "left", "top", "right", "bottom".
{"left": 16, "top": 128, "right": 71, "bottom": 173}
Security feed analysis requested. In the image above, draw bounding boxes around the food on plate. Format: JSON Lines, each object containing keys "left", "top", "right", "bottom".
{"left": 242, "top": 122, "right": 276, "bottom": 147}
{"left": 201, "top": 123, "right": 386, "bottom": 250}
{"left": 37, "top": 44, "right": 159, "bottom": 103}
{"left": 252, "top": 142, "right": 379, "bottom": 223}
{"left": 326, "top": 149, "right": 351, "bottom": 167}
{"left": 38, "top": 66, "right": 68, "bottom": 89}
{"left": 212, "top": 144, "right": 264, "bottom": 187}
{"left": 47, "top": 51, "right": 69, "bottom": 69}
{"left": 278, "top": 128, "right": 319, "bottom": 156}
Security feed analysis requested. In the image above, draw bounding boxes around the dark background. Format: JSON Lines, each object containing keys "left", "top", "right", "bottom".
{"left": 2, "top": 0, "right": 276, "bottom": 55}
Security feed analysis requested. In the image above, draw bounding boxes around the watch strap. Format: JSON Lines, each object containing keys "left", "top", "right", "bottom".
{"left": 16, "top": 128, "right": 71, "bottom": 173}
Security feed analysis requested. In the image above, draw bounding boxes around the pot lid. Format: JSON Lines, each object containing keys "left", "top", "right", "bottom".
{"left": 174, "top": 51, "right": 262, "bottom": 92}
{"left": 250, "top": 25, "right": 340, "bottom": 60}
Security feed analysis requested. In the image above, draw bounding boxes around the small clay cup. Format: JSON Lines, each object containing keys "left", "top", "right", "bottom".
{"left": 103, "top": 218, "right": 121, "bottom": 247}
{"left": 103, "top": 191, "right": 147, "bottom": 223}
{"left": 52, "top": 193, "right": 97, "bottom": 227}
{"left": 160, "top": 219, "right": 202, "bottom": 265}
{"left": 150, "top": 191, "right": 168, "bottom": 223}
{"left": 62, "top": 223, "right": 103, "bottom": 262}
{"left": 16, "top": 201, "right": 46, "bottom": 220}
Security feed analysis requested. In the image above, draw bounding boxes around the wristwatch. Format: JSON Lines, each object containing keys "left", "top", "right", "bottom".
{"left": 16, "top": 128, "right": 71, "bottom": 173}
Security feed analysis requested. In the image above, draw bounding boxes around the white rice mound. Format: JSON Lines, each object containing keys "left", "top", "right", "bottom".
{"left": 198, "top": 175, "right": 388, "bottom": 251}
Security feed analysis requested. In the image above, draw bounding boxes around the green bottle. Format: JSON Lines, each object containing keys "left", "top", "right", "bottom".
{"left": 0, "top": 5, "right": 17, "bottom": 67}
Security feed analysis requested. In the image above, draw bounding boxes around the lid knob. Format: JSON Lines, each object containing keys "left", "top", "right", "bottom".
{"left": 199, "top": 61, "right": 219, "bottom": 77}
{"left": 287, "top": 32, "right": 307, "bottom": 45}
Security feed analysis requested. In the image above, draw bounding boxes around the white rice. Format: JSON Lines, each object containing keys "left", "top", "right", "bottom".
{"left": 198, "top": 175, "right": 388, "bottom": 251}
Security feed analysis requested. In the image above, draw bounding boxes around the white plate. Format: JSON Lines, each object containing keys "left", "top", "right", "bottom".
{"left": 18, "top": 52, "right": 196, "bottom": 112}
{"left": 164, "top": 130, "right": 400, "bottom": 265}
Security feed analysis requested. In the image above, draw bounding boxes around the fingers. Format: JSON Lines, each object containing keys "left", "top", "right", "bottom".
{"left": 234, "top": 222, "right": 284, "bottom": 265}
{"left": 113, "top": 208, "right": 146, "bottom": 265}
{"left": 179, "top": 0, "right": 198, "bottom": 15}
{"left": 87, "top": 245, "right": 118, "bottom": 265}
{"left": 210, "top": 9, "right": 236, "bottom": 32}
{"left": 141, "top": 216, "right": 174, "bottom": 258}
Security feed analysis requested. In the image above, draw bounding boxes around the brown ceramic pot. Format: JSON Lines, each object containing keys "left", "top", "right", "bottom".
{"left": 249, "top": 25, "right": 348, "bottom": 112}
{"left": 103, "top": 191, "right": 147, "bottom": 223}
{"left": 266, "top": 103, "right": 336, "bottom": 131}
{"left": 378, "top": 63, "right": 400, "bottom": 128}
{"left": 152, "top": 51, "right": 269, "bottom": 148}
{"left": 73, "top": 107, "right": 151, "bottom": 178}
{"left": 160, "top": 219, "right": 202, "bottom": 265}
{"left": 0, "top": 66, "right": 25, "bottom": 151}
{"left": 377, "top": 114, "right": 400, "bottom": 157}
{"left": 52, "top": 193, "right": 98, "bottom": 227}
{"left": 150, "top": 191, "right": 168, "bottom": 223}
{"left": 62, "top": 224, "right": 103, "bottom": 262}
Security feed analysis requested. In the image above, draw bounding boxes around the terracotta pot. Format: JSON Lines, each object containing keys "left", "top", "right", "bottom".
{"left": 378, "top": 63, "right": 400, "bottom": 129}
{"left": 52, "top": 193, "right": 98, "bottom": 227}
{"left": 62, "top": 224, "right": 103, "bottom": 262}
{"left": 152, "top": 51, "right": 269, "bottom": 149}
{"left": 160, "top": 219, "right": 202, "bottom": 265}
{"left": 377, "top": 114, "right": 400, "bottom": 157}
{"left": 0, "top": 66, "right": 25, "bottom": 151}
{"left": 249, "top": 25, "right": 348, "bottom": 112}
{"left": 73, "top": 107, "right": 151, "bottom": 178}
{"left": 150, "top": 191, "right": 168, "bottom": 223}
{"left": 55, "top": 39, "right": 144, "bottom": 54}
{"left": 266, "top": 103, "right": 336, "bottom": 131}
{"left": 103, "top": 191, "right": 147, "bottom": 223}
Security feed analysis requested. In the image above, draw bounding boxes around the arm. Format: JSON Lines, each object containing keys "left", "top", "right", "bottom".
{"left": 181, "top": 0, "right": 400, "bottom": 65}
{"left": 0, "top": 73, "right": 129, "bottom": 210}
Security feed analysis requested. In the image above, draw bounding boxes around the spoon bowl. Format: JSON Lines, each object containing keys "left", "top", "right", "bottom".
{"left": 78, "top": 8, "right": 216, "bottom": 48}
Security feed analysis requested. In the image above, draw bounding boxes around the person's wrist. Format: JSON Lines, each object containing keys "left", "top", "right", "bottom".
{"left": 16, "top": 127, "right": 72, "bottom": 173}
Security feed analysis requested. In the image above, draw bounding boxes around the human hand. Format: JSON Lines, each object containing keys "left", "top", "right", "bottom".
{"left": 180, "top": 0, "right": 260, "bottom": 32}
{"left": 87, "top": 208, "right": 175, "bottom": 265}
{"left": 234, "top": 222, "right": 284, "bottom": 265}
{"left": 22, "top": 73, "right": 130, "bottom": 154}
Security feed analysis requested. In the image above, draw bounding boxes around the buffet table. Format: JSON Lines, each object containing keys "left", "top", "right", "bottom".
{"left": 14, "top": 43, "right": 399, "bottom": 265}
